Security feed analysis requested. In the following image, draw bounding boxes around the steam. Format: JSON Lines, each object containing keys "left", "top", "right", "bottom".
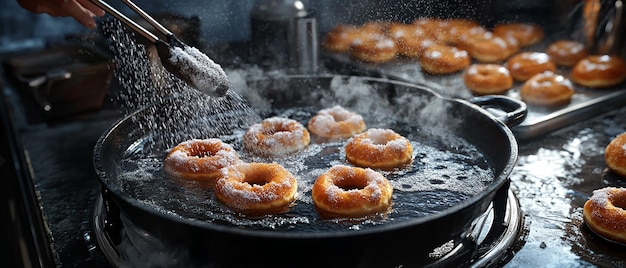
{"left": 101, "top": 20, "right": 259, "bottom": 150}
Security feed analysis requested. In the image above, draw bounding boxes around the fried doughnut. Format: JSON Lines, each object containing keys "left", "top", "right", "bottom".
{"left": 605, "top": 132, "right": 626, "bottom": 177}
{"left": 350, "top": 34, "right": 398, "bottom": 63}
{"left": 461, "top": 31, "right": 519, "bottom": 63}
{"left": 520, "top": 71, "right": 575, "bottom": 106}
{"left": 455, "top": 25, "right": 489, "bottom": 50}
{"left": 571, "top": 55, "right": 626, "bottom": 88}
{"left": 437, "top": 18, "right": 483, "bottom": 45}
{"left": 583, "top": 187, "right": 626, "bottom": 244}
{"left": 545, "top": 40, "right": 588, "bottom": 67}
{"left": 419, "top": 44, "right": 470, "bottom": 74}
{"left": 345, "top": 128, "right": 413, "bottom": 169}
{"left": 493, "top": 22, "right": 544, "bottom": 47}
{"left": 215, "top": 162, "right": 298, "bottom": 214}
{"left": 506, "top": 52, "right": 557, "bottom": 81}
{"left": 243, "top": 117, "right": 310, "bottom": 156}
{"left": 463, "top": 64, "right": 513, "bottom": 95}
{"left": 323, "top": 24, "right": 360, "bottom": 53}
{"left": 308, "top": 105, "right": 366, "bottom": 139}
{"left": 163, "top": 139, "right": 241, "bottom": 181}
{"left": 312, "top": 165, "right": 393, "bottom": 218}
{"left": 389, "top": 23, "right": 435, "bottom": 58}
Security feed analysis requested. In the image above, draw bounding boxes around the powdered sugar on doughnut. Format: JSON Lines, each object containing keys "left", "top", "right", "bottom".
{"left": 308, "top": 106, "right": 366, "bottom": 138}
{"left": 163, "top": 138, "right": 241, "bottom": 181}
{"left": 215, "top": 162, "right": 298, "bottom": 212}
{"left": 312, "top": 165, "right": 393, "bottom": 217}
{"left": 244, "top": 117, "right": 311, "bottom": 156}
{"left": 589, "top": 187, "right": 613, "bottom": 207}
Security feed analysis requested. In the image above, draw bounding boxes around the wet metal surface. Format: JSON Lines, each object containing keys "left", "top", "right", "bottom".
{"left": 506, "top": 105, "right": 626, "bottom": 267}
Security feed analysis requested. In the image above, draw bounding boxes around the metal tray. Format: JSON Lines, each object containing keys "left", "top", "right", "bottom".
{"left": 323, "top": 52, "right": 626, "bottom": 141}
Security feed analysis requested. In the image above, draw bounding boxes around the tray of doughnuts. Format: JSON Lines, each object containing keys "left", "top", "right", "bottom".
{"left": 321, "top": 18, "right": 626, "bottom": 140}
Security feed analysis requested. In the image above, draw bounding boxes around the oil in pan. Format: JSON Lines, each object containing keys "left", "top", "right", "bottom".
{"left": 115, "top": 103, "right": 494, "bottom": 233}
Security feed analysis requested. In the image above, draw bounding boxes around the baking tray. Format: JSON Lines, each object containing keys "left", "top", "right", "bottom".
{"left": 323, "top": 51, "right": 626, "bottom": 141}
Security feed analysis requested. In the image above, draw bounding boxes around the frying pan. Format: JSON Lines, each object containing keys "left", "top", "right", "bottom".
{"left": 93, "top": 75, "right": 525, "bottom": 267}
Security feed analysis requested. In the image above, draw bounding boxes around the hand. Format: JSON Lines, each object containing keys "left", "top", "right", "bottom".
{"left": 17, "top": 0, "right": 105, "bottom": 29}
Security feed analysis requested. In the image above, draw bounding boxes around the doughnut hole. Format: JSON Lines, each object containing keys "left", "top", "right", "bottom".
{"left": 334, "top": 176, "right": 368, "bottom": 191}
{"left": 610, "top": 192, "right": 626, "bottom": 209}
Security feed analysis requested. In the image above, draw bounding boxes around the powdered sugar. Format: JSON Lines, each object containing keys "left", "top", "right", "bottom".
{"left": 169, "top": 46, "right": 230, "bottom": 96}
{"left": 244, "top": 117, "right": 310, "bottom": 156}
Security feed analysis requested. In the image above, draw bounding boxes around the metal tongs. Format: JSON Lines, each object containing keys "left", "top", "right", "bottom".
{"left": 89, "top": 0, "right": 229, "bottom": 97}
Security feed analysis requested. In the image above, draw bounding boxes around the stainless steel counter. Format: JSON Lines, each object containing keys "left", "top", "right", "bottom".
{"left": 506, "top": 104, "right": 626, "bottom": 267}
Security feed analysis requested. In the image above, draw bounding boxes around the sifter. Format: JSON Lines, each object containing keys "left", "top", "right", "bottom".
{"left": 89, "top": 0, "right": 229, "bottom": 97}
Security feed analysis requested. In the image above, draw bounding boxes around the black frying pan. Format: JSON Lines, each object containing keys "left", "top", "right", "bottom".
{"left": 94, "top": 75, "right": 525, "bottom": 267}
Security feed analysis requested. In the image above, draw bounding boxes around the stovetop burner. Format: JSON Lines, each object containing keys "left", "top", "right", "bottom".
{"left": 92, "top": 185, "right": 525, "bottom": 267}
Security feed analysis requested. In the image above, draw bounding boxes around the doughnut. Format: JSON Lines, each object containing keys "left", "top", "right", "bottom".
{"left": 163, "top": 139, "right": 241, "bottom": 182}
{"left": 545, "top": 40, "right": 588, "bottom": 67}
{"left": 359, "top": 21, "right": 389, "bottom": 34}
{"left": 571, "top": 55, "right": 626, "bottom": 88}
{"left": 307, "top": 105, "right": 366, "bottom": 139}
{"left": 388, "top": 23, "right": 435, "bottom": 58}
{"left": 461, "top": 31, "right": 519, "bottom": 63}
{"left": 312, "top": 165, "right": 393, "bottom": 218}
{"left": 345, "top": 128, "right": 413, "bottom": 169}
{"left": 438, "top": 18, "right": 484, "bottom": 45}
{"left": 243, "top": 117, "right": 310, "bottom": 156}
{"left": 350, "top": 34, "right": 398, "bottom": 63}
{"left": 506, "top": 52, "right": 557, "bottom": 81}
{"left": 605, "top": 132, "right": 626, "bottom": 177}
{"left": 520, "top": 71, "right": 575, "bottom": 106}
{"left": 463, "top": 64, "right": 513, "bottom": 95}
{"left": 215, "top": 162, "right": 298, "bottom": 214}
{"left": 455, "top": 25, "right": 489, "bottom": 49}
{"left": 492, "top": 22, "right": 544, "bottom": 47}
{"left": 419, "top": 44, "right": 471, "bottom": 74}
{"left": 583, "top": 187, "right": 626, "bottom": 244}
{"left": 323, "top": 24, "right": 360, "bottom": 53}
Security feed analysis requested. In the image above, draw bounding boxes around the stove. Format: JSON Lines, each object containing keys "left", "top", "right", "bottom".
{"left": 0, "top": 44, "right": 528, "bottom": 267}
{"left": 2, "top": 40, "right": 626, "bottom": 267}
{"left": 91, "top": 185, "right": 524, "bottom": 267}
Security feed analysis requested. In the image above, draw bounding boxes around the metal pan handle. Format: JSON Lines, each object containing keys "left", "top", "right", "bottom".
{"left": 468, "top": 95, "right": 527, "bottom": 128}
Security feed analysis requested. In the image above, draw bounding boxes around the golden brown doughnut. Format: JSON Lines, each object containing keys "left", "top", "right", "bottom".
{"left": 308, "top": 105, "right": 366, "bottom": 139}
{"left": 345, "top": 128, "right": 413, "bottom": 169}
{"left": 419, "top": 44, "right": 470, "bottom": 74}
{"left": 359, "top": 21, "right": 389, "bottom": 35}
{"left": 463, "top": 64, "right": 513, "bottom": 95}
{"left": 388, "top": 23, "right": 435, "bottom": 58}
{"left": 215, "top": 162, "right": 298, "bottom": 214}
{"left": 520, "top": 71, "right": 575, "bottom": 106}
{"left": 455, "top": 26, "right": 489, "bottom": 50}
{"left": 312, "top": 165, "right": 393, "bottom": 218}
{"left": 350, "top": 34, "right": 398, "bottom": 63}
{"left": 163, "top": 139, "right": 241, "bottom": 182}
{"left": 506, "top": 52, "right": 557, "bottom": 81}
{"left": 583, "top": 187, "right": 626, "bottom": 244}
{"left": 571, "top": 55, "right": 626, "bottom": 88}
{"left": 493, "top": 22, "right": 544, "bottom": 47}
{"left": 605, "top": 132, "right": 626, "bottom": 177}
{"left": 461, "top": 31, "right": 519, "bottom": 63}
{"left": 545, "top": 40, "right": 588, "bottom": 67}
{"left": 437, "top": 18, "right": 483, "bottom": 45}
{"left": 243, "top": 117, "right": 310, "bottom": 156}
{"left": 322, "top": 24, "right": 360, "bottom": 53}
